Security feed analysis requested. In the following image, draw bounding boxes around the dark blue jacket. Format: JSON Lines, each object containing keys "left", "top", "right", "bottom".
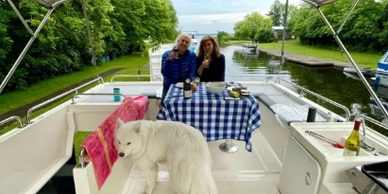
{"left": 161, "top": 50, "right": 197, "bottom": 88}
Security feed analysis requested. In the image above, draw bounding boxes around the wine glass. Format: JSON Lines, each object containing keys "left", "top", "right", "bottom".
{"left": 204, "top": 54, "right": 210, "bottom": 68}
{"left": 173, "top": 45, "right": 179, "bottom": 59}
{"left": 204, "top": 53, "right": 210, "bottom": 61}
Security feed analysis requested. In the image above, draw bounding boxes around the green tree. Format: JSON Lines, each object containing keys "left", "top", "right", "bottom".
{"left": 268, "top": 0, "right": 298, "bottom": 27}
{"left": 288, "top": 0, "right": 388, "bottom": 52}
{"left": 233, "top": 12, "right": 274, "bottom": 43}
{"left": 0, "top": 0, "right": 179, "bottom": 92}
{"left": 267, "top": 0, "right": 283, "bottom": 26}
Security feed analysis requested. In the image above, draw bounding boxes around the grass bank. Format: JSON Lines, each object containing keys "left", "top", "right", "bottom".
{"left": 0, "top": 53, "right": 148, "bottom": 115}
{"left": 225, "top": 40, "right": 252, "bottom": 45}
{"left": 0, "top": 49, "right": 152, "bottom": 163}
{"left": 1, "top": 68, "right": 150, "bottom": 164}
{"left": 259, "top": 40, "right": 383, "bottom": 68}
{"left": 0, "top": 67, "right": 150, "bottom": 135}
{"left": 225, "top": 39, "right": 383, "bottom": 68}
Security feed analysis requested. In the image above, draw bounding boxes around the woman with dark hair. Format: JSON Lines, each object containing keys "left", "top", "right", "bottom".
{"left": 196, "top": 36, "right": 226, "bottom": 82}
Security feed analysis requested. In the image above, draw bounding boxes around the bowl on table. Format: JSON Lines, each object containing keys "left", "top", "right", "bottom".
{"left": 205, "top": 82, "right": 227, "bottom": 95}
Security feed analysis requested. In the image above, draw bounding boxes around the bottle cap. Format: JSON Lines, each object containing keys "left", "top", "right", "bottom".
{"left": 353, "top": 119, "right": 361, "bottom": 131}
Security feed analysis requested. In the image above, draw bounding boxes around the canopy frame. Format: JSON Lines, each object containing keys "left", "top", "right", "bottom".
{"left": 0, "top": 0, "right": 97, "bottom": 94}
{"left": 279, "top": 0, "right": 388, "bottom": 120}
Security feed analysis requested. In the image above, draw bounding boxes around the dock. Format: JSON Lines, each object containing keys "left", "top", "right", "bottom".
{"left": 259, "top": 48, "right": 350, "bottom": 68}
{"left": 148, "top": 44, "right": 173, "bottom": 82}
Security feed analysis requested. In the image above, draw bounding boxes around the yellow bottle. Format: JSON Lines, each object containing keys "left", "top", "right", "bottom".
{"left": 343, "top": 120, "right": 361, "bottom": 156}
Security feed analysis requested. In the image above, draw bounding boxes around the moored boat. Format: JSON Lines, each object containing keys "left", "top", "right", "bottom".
{"left": 1, "top": 0, "right": 388, "bottom": 194}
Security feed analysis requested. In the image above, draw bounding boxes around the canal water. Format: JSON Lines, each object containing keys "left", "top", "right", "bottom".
{"left": 220, "top": 45, "right": 388, "bottom": 133}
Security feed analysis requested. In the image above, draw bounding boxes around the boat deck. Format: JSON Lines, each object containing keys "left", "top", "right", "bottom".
{"left": 77, "top": 82, "right": 299, "bottom": 106}
{"left": 123, "top": 133, "right": 281, "bottom": 194}
{"left": 71, "top": 82, "right": 296, "bottom": 194}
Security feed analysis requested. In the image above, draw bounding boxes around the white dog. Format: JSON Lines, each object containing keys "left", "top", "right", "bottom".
{"left": 114, "top": 119, "right": 217, "bottom": 194}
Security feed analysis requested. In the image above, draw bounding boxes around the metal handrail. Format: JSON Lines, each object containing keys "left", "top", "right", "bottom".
{"left": 110, "top": 74, "right": 151, "bottom": 83}
{"left": 355, "top": 114, "right": 388, "bottom": 139}
{"left": 0, "top": 116, "right": 25, "bottom": 130}
{"left": 78, "top": 147, "right": 88, "bottom": 168}
{"left": 110, "top": 74, "right": 276, "bottom": 83}
{"left": 71, "top": 93, "right": 127, "bottom": 104}
{"left": 26, "top": 77, "right": 103, "bottom": 124}
{"left": 279, "top": 78, "right": 351, "bottom": 121}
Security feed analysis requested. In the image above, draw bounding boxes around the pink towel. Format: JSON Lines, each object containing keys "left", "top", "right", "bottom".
{"left": 81, "top": 95, "right": 148, "bottom": 190}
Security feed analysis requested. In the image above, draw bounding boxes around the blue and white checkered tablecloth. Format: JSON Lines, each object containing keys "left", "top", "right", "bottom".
{"left": 157, "top": 82, "right": 261, "bottom": 152}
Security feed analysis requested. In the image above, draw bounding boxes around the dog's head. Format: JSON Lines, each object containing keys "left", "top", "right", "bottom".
{"left": 114, "top": 118, "right": 145, "bottom": 158}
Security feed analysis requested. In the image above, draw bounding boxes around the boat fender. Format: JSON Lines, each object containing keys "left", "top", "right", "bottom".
{"left": 375, "top": 77, "right": 381, "bottom": 85}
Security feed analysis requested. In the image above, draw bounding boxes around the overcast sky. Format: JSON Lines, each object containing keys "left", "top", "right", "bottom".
{"left": 170, "top": 0, "right": 301, "bottom": 34}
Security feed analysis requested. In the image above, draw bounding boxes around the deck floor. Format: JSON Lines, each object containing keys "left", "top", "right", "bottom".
{"left": 122, "top": 132, "right": 281, "bottom": 194}
{"left": 125, "top": 178, "right": 280, "bottom": 194}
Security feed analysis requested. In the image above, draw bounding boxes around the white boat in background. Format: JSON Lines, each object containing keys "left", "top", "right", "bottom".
{"left": 375, "top": 50, "right": 388, "bottom": 87}
{"left": 369, "top": 85, "right": 388, "bottom": 121}
{"left": 343, "top": 65, "right": 376, "bottom": 77}
{"left": 241, "top": 43, "right": 259, "bottom": 55}
{"left": 182, "top": 31, "right": 198, "bottom": 53}
{"left": 1, "top": 1, "right": 388, "bottom": 194}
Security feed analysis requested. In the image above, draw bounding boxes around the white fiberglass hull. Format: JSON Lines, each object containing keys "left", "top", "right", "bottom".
{"left": 2, "top": 81, "right": 388, "bottom": 194}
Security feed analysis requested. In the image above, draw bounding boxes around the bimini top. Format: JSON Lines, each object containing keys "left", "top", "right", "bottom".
{"left": 303, "top": 0, "right": 341, "bottom": 7}
{"left": 32, "top": 0, "right": 69, "bottom": 8}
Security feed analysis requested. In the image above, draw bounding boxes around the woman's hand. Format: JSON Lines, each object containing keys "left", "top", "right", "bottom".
{"left": 201, "top": 60, "right": 210, "bottom": 68}
{"left": 202, "top": 58, "right": 212, "bottom": 68}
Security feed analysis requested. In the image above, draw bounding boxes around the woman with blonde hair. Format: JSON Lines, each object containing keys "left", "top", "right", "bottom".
{"left": 196, "top": 36, "right": 226, "bottom": 82}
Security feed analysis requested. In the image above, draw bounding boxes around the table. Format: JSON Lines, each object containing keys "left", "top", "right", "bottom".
{"left": 157, "top": 82, "right": 261, "bottom": 152}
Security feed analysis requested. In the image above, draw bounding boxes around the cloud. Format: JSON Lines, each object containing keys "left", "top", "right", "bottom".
{"left": 171, "top": 0, "right": 302, "bottom": 34}
{"left": 178, "top": 13, "right": 249, "bottom": 25}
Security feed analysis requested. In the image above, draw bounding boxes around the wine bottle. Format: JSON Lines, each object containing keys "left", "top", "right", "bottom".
{"left": 343, "top": 120, "right": 361, "bottom": 156}
{"left": 183, "top": 69, "right": 192, "bottom": 99}
{"left": 307, "top": 107, "right": 317, "bottom": 122}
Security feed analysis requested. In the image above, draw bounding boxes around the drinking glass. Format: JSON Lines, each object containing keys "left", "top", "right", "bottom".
{"left": 204, "top": 54, "right": 210, "bottom": 68}
{"left": 173, "top": 45, "right": 179, "bottom": 59}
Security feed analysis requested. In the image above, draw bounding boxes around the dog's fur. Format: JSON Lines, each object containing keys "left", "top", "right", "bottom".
{"left": 114, "top": 119, "right": 217, "bottom": 194}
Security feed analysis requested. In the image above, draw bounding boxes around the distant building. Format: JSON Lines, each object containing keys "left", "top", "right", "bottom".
{"left": 272, "top": 26, "right": 292, "bottom": 40}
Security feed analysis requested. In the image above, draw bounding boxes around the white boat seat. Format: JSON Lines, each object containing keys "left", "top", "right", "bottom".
{"left": 256, "top": 92, "right": 327, "bottom": 127}
{"left": 256, "top": 93, "right": 277, "bottom": 112}
{"left": 0, "top": 108, "right": 75, "bottom": 194}
{"left": 270, "top": 103, "right": 327, "bottom": 127}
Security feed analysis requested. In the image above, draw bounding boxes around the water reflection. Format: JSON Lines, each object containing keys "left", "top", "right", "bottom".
{"left": 222, "top": 45, "right": 387, "bottom": 132}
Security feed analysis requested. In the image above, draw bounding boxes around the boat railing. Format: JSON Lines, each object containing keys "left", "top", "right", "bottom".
{"left": 0, "top": 116, "right": 25, "bottom": 130}
{"left": 110, "top": 74, "right": 152, "bottom": 83}
{"left": 26, "top": 76, "right": 104, "bottom": 124}
{"left": 71, "top": 93, "right": 127, "bottom": 104}
{"left": 278, "top": 77, "right": 351, "bottom": 121}
{"left": 354, "top": 114, "right": 388, "bottom": 154}
{"left": 110, "top": 74, "right": 280, "bottom": 83}
{"left": 108, "top": 74, "right": 350, "bottom": 121}
{"left": 148, "top": 44, "right": 160, "bottom": 59}
{"left": 355, "top": 114, "right": 388, "bottom": 138}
